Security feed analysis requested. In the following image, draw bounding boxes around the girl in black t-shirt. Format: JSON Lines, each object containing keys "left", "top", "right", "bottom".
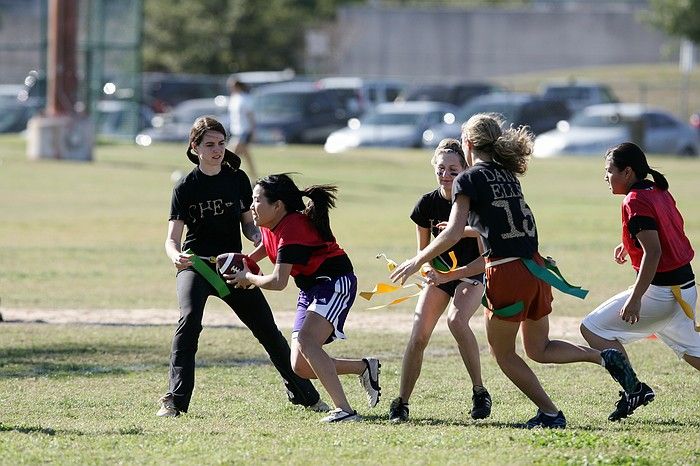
{"left": 388, "top": 139, "right": 491, "bottom": 423}
{"left": 391, "top": 114, "right": 641, "bottom": 428}
{"left": 157, "top": 117, "right": 324, "bottom": 417}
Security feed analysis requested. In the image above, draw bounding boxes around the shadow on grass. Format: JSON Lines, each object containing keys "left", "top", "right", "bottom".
{"left": 0, "top": 424, "right": 57, "bottom": 435}
{"left": 359, "top": 414, "right": 700, "bottom": 430}
{"left": 0, "top": 423, "right": 147, "bottom": 437}
{"left": 0, "top": 341, "right": 275, "bottom": 379}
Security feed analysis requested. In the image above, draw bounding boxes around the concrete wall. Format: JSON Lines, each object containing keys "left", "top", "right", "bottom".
{"left": 329, "top": 5, "right": 674, "bottom": 81}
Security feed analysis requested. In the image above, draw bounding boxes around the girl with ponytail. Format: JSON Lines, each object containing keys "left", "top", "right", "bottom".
{"left": 226, "top": 173, "right": 381, "bottom": 423}
{"left": 582, "top": 142, "right": 699, "bottom": 420}
{"left": 391, "top": 114, "right": 641, "bottom": 429}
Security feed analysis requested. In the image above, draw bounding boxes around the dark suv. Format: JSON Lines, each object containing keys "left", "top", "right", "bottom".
{"left": 252, "top": 82, "right": 349, "bottom": 144}
{"left": 422, "top": 92, "right": 570, "bottom": 147}
{"left": 398, "top": 82, "right": 502, "bottom": 107}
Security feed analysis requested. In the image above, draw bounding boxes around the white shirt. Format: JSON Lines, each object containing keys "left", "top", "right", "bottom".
{"left": 228, "top": 92, "right": 254, "bottom": 135}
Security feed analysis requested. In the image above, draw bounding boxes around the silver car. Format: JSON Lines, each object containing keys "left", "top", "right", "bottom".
{"left": 533, "top": 104, "right": 700, "bottom": 158}
{"left": 324, "top": 101, "right": 456, "bottom": 154}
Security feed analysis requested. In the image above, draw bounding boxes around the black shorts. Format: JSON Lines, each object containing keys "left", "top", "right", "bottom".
{"left": 235, "top": 131, "right": 253, "bottom": 144}
{"left": 437, "top": 273, "right": 484, "bottom": 297}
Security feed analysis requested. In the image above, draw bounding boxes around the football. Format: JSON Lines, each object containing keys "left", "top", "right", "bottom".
{"left": 216, "top": 253, "right": 261, "bottom": 277}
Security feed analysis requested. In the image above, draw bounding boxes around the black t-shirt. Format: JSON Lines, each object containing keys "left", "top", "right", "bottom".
{"left": 411, "top": 189, "right": 481, "bottom": 267}
{"left": 453, "top": 161, "right": 538, "bottom": 258}
{"left": 169, "top": 165, "right": 252, "bottom": 257}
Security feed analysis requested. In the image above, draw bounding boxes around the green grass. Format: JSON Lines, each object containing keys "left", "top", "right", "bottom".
{"left": 2, "top": 134, "right": 699, "bottom": 315}
{"left": 1, "top": 324, "right": 699, "bottom": 465}
{"left": 1, "top": 135, "right": 700, "bottom": 464}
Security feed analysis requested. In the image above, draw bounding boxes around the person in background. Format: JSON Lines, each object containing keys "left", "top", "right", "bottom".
{"left": 581, "top": 142, "right": 699, "bottom": 421}
{"left": 227, "top": 78, "right": 256, "bottom": 180}
{"left": 157, "top": 117, "right": 326, "bottom": 417}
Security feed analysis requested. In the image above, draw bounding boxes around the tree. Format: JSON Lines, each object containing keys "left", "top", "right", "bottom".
{"left": 143, "top": 0, "right": 361, "bottom": 74}
{"left": 646, "top": 0, "right": 700, "bottom": 44}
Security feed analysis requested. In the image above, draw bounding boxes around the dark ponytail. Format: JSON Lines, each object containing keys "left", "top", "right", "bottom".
{"left": 605, "top": 142, "right": 669, "bottom": 190}
{"left": 302, "top": 185, "right": 337, "bottom": 241}
{"left": 256, "top": 173, "right": 338, "bottom": 241}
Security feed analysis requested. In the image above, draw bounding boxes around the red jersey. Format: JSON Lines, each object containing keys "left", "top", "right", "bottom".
{"left": 621, "top": 182, "right": 694, "bottom": 272}
{"left": 260, "top": 212, "right": 346, "bottom": 277}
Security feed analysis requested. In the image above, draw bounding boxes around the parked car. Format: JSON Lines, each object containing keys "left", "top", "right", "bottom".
{"left": 316, "top": 77, "right": 406, "bottom": 117}
{"left": 142, "top": 72, "right": 227, "bottom": 113}
{"left": 422, "top": 92, "right": 570, "bottom": 147}
{"left": 95, "top": 100, "right": 154, "bottom": 139}
{"left": 538, "top": 80, "right": 618, "bottom": 113}
{"left": 397, "top": 81, "right": 501, "bottom": 107}
{"left": 324, "top": 101, "right": 457, "bottom": 154}
{"left": 136, "top": 96, "right": 228, "bottom": 145}
{"left": 252, "top": 82, "right": 349, "bottom": 144}
{"left": 533, "top": 104, "right": 700, "bottom": 157}
{"left": 0, "top": 83, "right": 43, "bottom": 133}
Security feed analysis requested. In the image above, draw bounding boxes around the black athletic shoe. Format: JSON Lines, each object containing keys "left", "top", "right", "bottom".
{"left": 601, "top": 349, "right": 639, "bottom": 394}
{"left": 470, "top": 387, "right": 492, "bottom": 420}
{"left": 389, "top": 397, "right": 409, "bottom": 423}
{"left": 608, "top": 382, "right": 655, "bottom": 422}
{"left": 525, "top": 409, "right": 567, "bottom": 429}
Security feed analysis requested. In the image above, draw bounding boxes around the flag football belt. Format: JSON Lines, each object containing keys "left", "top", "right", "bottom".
{"left": 198, "top": 255, "right": 218, "bottom": 264}
{"left": 483, "top": 256, "right": 589, "bottom": 317}
{"left": 670, "top": 280, "right": 699, "bottom": 332}
{"left": 186, "top": 249, "right": 230, "bottom": 298}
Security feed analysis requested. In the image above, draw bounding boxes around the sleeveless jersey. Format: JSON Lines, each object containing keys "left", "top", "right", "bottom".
{"left": 622, "top": 180, "right": 694, "bottom": 272}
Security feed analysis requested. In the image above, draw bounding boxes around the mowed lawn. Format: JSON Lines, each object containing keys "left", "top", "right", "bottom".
{"left": 1, "top": 135, "right": 699, "bottom": 464}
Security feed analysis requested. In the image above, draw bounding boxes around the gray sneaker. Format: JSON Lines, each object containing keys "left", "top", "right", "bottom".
{"left": 320, "top": 408, "right": 361, "bottom": 423}
{"left": 156, "top": 393, "right": 180, "bottom": 417}
{"left": 306, "top": 399, "right": 331, "bottom": 413}
{"left": 359, "top": 357, "right": 381, "bottom": 408}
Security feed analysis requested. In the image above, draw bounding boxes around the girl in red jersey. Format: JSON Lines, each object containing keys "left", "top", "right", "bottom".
{"left": 390, "top": 113, "right": 641, "bottom": 429}
{"left": 581, "top": 142, "right": 700, "bottom": 421}
{"left": 388, "top": 139, "right": 491, "bottom": 423}
{"left": 226, "top": 173, "right": 380, "bottom": 423}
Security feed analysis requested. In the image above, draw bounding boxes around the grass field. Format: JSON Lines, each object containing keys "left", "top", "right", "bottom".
{"left": 1, "top": 135, "right": 700, "bottom": 464}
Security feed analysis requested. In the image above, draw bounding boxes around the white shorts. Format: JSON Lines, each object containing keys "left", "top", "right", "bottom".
{"left": 582, "top": 283, "right": 700, "bottom": 358}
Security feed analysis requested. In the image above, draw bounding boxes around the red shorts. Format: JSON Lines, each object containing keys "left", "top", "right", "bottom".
{"left": 484, "top": 253, "right": 553, "bottom": 322}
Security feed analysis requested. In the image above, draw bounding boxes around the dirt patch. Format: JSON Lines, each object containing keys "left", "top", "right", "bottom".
{"left": 0, "top": 307, "right": 585, "bottom": 339}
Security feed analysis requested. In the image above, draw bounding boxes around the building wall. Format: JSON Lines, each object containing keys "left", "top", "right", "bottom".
{"left": 328, "top": 5, "right": 673, "bottom": 81}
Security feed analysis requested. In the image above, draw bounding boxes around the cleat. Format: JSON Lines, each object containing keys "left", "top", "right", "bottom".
{"left": 388, "top": 397, "right": 409, "bottom": 423}
{"left": 608, "top": 382, "right": 655, "bottom": 421}
{"left": 306, "top": 399, "right": 331, "bottom": 413}
{"left": 156, "top": 393, "right": 180, "bottom": 417}
{"left": 525, "top": 409, "right": 566, "bottom": 429}
{"left": 470, "top": 387, "right": 492, "bottom": 420}
{"left": 359, "top": 357, "right": 381, "bottom": 408}
{"left": 320, "top": 408, "right": 361, "bottom": 423}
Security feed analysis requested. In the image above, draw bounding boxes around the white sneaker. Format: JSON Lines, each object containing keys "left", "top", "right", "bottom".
{"left": 359, "top": 357, "right": 381, "bottom": 408}
{"left": 320, "top": 408, "right": 361, "bottom": 423}
{"left": 156, "top": 393, "right": 180, "bottom": 417}
{"left": 306, "top": 399, "right": 331, "bottom": 413}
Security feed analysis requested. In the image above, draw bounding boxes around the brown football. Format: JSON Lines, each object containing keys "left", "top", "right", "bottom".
{"left": 216, "top": 253, "right": 261, "bottom": 276}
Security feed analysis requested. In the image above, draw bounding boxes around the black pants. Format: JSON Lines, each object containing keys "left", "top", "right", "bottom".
{"left": 168, "top": 268, "right": 320, "bottom": 412}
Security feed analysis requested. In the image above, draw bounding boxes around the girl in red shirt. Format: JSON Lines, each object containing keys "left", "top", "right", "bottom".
{"left": 227, "top": 173, "right": 380, "bottom": 423}
{"left": 581, "top": 142, "right": 699, "bottom": 421}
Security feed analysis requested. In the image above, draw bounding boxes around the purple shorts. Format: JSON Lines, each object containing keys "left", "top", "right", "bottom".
{"left": 292, "top": 273, "right": 357, "bottom": 344}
